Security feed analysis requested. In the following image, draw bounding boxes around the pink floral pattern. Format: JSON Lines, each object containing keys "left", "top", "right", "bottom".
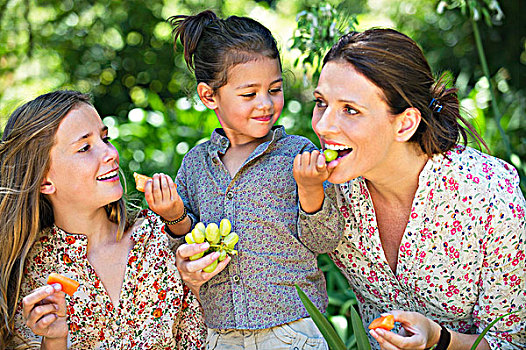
{"left": 11, "top": 210, "right": 206, "bottom": 349}
{"left": 331, "top": 146, "right": 525, "bottom": 349}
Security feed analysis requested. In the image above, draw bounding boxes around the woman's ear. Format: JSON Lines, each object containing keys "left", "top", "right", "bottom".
{"left": 197, "top": 82, "right": 217, "bottom": 110}
{"left": 395, "top": 107, "right": 421, "bottom": 142}
{"left": 40, "top": 178, "right": 56, "bottom": 195}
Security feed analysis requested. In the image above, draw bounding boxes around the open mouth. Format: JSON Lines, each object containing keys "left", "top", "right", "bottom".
{"left": 324, "top": 143, "right": 353, "bottom": 161}
{"left": 97, "top": 168, "right": 119, "bottom": 181}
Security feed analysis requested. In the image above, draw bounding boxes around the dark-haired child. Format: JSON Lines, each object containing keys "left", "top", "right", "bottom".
{"left": 162, "top": 10, "right": 341, "bottom": 350}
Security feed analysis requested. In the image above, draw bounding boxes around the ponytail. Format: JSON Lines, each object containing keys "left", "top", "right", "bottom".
{"left": 415, "top": 74, "right": 488, "bottom": 156}
{"left": 168, "top": 10, "right": 280, "bottom": 91}
{"left": 169, "top": 10, "right": 219, "bottom": 72}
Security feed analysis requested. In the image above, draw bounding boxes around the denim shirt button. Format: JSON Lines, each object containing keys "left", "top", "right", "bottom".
{"left": 232, "top": 275, "right": 240, "bottom": 283}
{"left": 227, "top": 191, "right": 234, "bottom": 199}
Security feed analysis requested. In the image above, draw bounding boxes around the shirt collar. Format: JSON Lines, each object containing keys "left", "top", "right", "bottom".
{"left": 209, "top": 125, "right": 286, "bottom": 155}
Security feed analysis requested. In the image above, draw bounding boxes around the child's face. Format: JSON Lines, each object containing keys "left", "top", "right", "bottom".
{"left": 43, "top": 104, "right": 122, "bottom": 212}
{"left": 213, "top": 57, "right": 283, "bottom": 144}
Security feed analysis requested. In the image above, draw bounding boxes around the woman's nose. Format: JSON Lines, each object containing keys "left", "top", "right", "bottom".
{"left": 313, "top": 108, "right": 337, "bottom": 135}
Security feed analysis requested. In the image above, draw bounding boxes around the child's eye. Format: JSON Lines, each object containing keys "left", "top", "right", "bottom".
{"left": 269, "top": 87, "right": 282, "bottom": 94}
{"left": 314, "top": 98, "right": 327, "bottom": 108}
{"left": 241, "top": 93, "right": 256, "bottom": 98}
{"left": 78, "top": 144, "right": 90, "bottom": 153}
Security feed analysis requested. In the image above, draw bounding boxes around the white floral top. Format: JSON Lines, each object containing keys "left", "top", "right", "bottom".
{"left": 301, "top": 146, "right": 526, "bottom": 349}
{"left": 11, "top": 210, "right": 207, "bottom": 349}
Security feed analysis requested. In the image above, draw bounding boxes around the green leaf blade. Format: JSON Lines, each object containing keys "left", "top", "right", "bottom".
{"left": 295, "top": 284, "right": 347, "bottom": 350}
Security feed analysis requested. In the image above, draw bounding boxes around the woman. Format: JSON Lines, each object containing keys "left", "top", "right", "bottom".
{"left": 0, "top": 90, "right": 206, "bottom": 349}
{"left": 293, "top": 29, "right": 525, "bottom": 349}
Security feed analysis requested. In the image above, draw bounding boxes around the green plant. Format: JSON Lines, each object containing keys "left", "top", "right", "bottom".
{"left": 290, "top": 1, "right": 358, "bottom": 85}
{"left": 296, "top": 284, "right": 370, "bottom": 350}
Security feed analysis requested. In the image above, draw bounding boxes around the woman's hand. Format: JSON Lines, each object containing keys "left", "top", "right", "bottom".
{"left": 145, "top": 173, "right": 185, "bottom": 221}
{"left": 293, "top": 150, "right": 330, "bottom": 213}
{"left": 175, "top": 242, "right": 231, "bottom": 298}
{"left": 22, "top": 284, "right": 68, "bottom": 341}
{"left": 369, "top": 310, "right": 441, "bottom": 350}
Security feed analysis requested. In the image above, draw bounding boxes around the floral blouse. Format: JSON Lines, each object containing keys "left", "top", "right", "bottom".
{"left": 300, "top": 146, "right": 526, "bottom": 349}
{"left": 11, "top": 210, "right": 206, "bottom": 349}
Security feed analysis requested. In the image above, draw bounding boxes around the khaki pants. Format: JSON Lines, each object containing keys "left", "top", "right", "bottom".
{"left": 206, "top": 317, "right": 329, "bottom": 350}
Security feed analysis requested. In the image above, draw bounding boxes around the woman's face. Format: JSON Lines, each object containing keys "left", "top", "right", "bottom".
{"left": 43, "top": 103, "right": 122, "bottom": 211}
{"left": 312, "top": 61, "right": 400, "bottom": 184}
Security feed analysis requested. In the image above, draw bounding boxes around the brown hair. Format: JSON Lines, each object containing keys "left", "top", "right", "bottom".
{"left": 323, "top": 28, "right": 486, "bottom": 156}
{"left": 0, "top": 90, "right": 131, "bottom": 347}
{"left": 169, "top": 10, "right": 281, "bottom": 92}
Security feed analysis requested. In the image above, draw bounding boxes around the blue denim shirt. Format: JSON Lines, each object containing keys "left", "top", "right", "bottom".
{"left": 175, "top": 126, "right": 328, "bottom": 330}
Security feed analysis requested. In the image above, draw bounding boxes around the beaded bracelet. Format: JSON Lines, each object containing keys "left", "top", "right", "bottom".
{"left": 160, "top": 207, "right": 187, "bottom": 225}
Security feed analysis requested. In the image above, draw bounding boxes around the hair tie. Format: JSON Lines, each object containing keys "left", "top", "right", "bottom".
{"left": 428, "top": 98, "right": 443, "bottom": 113}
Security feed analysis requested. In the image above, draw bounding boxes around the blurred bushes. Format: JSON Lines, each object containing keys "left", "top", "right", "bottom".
{"left": 1, "top": 1, "right": 524, "bottom": 347}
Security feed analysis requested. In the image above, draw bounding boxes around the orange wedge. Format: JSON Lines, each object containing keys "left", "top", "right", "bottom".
{"left": 369, "top": 314, "right": 395, "bottom": 330}
{"left": 133, "top": 172, "right": 151, "bottom": 192}
{"left": 47, "top": 273, "right": 80, "bottom": 296}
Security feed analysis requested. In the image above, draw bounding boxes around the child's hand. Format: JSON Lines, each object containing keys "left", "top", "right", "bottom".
{"left": 144, "top": 173, "right": 185, "bottom": 222}
{"left": 175, "top": 242, "right": 231, "bottom": 298}
{"left": 293, "top": 150, "right": 330, "bottom": 190}
{"left": 22, "top": 284, "right": 68, "bottom": 340}
{"left": 293, "top": 150, "right": 329, "bottom": 213}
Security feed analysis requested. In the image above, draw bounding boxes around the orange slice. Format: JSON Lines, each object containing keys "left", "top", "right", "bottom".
{"left": 133, "top": 172, "right": 151, "bottom": 192}
{"left": 47, "top": 273, "right": 80, "bottom": 296}
{"left": 369, "top": 314, "right": 395, "bottom": 330}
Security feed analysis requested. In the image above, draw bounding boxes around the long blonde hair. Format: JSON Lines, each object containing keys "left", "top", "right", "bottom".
{"left": 0, "top": 90, "right": 131, "bottom": 347}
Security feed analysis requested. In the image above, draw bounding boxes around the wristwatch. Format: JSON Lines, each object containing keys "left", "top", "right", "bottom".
{"left": 426, "top": 325, "right": 451, "bottom": 350}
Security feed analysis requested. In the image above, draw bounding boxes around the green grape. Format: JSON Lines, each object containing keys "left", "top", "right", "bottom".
{"left": 219, "top": 218, "right": 232, "bottom": 237}
{"left": 223, "top": 232, "right": 239, "bottom": 249}
{"left": 205, "top": 223, "right": 220, "bottom": 244}
{"left": 189, "top": 251, "right": 204, "bottom": 261}
{"left": 194, "top": 222, "right": 206, "bottom": 236}
{"left": 202, "top": 259, "right": 218, "bottom": 273}
{"left": 184, "top": 233, "right": 195, "bottom": 244}
{"left": 323, "top": 149, "right": 338, "bottom": 162}
{"left": 218, "top": 249, "right": 227, "bottom": 261}
{"left": 191, "top": 227, "right": 205, "bottom": 244}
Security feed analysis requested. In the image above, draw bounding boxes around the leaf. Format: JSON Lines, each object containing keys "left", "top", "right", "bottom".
{"left": 470, "top": 311, "right": 518, "bottom": 350}
{"left": 295, "top": 284, "right": 347, "bottom": 350}
{"left": 349, "top": 305, "right": 371, "bottom": 350}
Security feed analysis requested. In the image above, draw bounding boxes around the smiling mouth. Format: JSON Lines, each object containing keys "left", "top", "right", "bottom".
{"left": 324, "top": 143, "right": 353, "bottom": 160}
{"left": 97, "top": 168, "right": 119, "bottom": 181}
{"left": 253, "top": 114, "right": 273, "bottom": 122}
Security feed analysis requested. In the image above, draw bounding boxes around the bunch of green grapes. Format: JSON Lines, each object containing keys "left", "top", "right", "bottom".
{"left": 184, "top": 218, "right": 239, "bottom": 273}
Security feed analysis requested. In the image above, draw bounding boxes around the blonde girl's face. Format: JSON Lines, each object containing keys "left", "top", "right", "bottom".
{"left": 42, "top": 104, "right": 122, "bottom": 211}
{"left": 213, "top": 56, "right": 284, "bottom": 145}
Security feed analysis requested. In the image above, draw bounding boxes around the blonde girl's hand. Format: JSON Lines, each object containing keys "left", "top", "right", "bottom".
{"left": 22, "top": 284, "right": 68, "bottom": 340}
{"left": 369, "top": 310, "right": 440, "bottom": 350}
{"left": 144, "top": 173, "right": 185, "bottom": 221}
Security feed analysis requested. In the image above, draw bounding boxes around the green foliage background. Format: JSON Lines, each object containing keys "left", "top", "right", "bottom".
{"left": 1, "top": 0, "right": 524, "bottom": 347}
